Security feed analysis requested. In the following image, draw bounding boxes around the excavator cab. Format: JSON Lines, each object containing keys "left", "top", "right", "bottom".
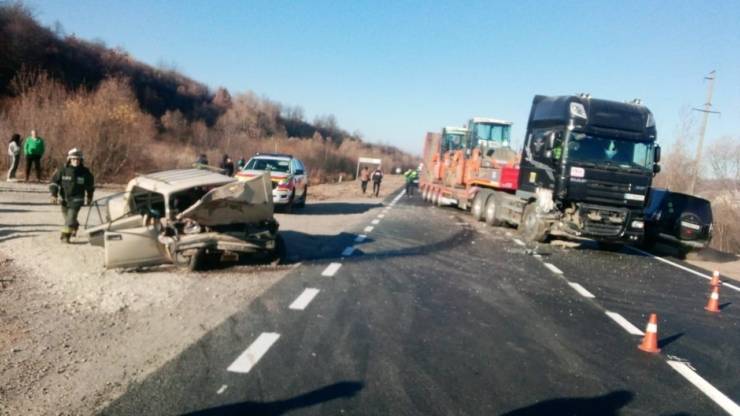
{"left": 466, "top": 118, "right": 513, "bottom": 157}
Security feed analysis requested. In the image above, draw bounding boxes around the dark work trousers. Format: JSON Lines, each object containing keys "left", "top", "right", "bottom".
{"left": 361, "top": 180, "right": 368, "bottom": 194}
{"left": 373, "top": 181, "right": 381, "bottom": 197}
{"left": 405, "top": 181, "right": 414, "bottom": 196}
{"left": 25, "top": 155, "right": 42, "bottom": 181}
{"left": 7, "top": 155, "right": 19, "bottom": 180}
{"left": 61, "top": 202, "right": 82, "bottom": 235}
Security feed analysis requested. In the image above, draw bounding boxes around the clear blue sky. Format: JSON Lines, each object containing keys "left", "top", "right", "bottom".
{"left": 31, "top": 0, "right": 740, "bottom": 155}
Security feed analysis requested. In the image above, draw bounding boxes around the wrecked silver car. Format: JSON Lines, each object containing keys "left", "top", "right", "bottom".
{"left": 83, "top": 169, "right": 280, "bottom": 270}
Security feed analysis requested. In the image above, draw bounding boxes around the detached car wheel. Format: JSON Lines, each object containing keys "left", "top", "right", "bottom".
{"left": 270, "top": 234, "right": 286, "bottom": 265}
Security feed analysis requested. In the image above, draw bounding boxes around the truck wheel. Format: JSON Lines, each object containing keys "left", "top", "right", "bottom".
{"left": 188, "top": 248, "right": 208, "bottom": 271}
{"left": 484, "top": 193, "right": 502, "bottom": 226}
{"left": 471, "top": 191, "right": 489, "bottom": 221}
{"left": 422, "top": 186, "right": 430, "bottom": 202}
{"left": 431, "top": 189, "right": 440, "bottom": 205}
{"left": 520, "top": 203, "right": 548, "bottom": 243}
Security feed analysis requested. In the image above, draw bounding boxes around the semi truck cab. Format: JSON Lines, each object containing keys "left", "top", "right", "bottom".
{"left": 516, "top": 95, "right": 661, "bottom": 243}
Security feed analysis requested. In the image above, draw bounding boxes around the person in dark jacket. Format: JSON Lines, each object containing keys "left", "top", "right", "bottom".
{"left": 194, "top": 153, "right": 208, "bottom": 166}
{"left": 236, "top": 156, "right": 246, "bottom": 171}
{"left": 371, "top": 167, "right": 383, "bottom": 197}
{"left": 49, "top": 148, "right": 95, "bottom": 243}
{"left": 220, "top": 154, "right": 235, "bottom": 176}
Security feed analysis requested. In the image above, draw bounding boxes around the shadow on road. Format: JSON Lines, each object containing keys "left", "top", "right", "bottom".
{"left": 658, "top": 332, "right": 684, "bottom": 349}
{"left": 295, "top": 202, "right": 383, "bottom": 216}
{"left": 500, "top": 390, "right": 634, "bottom": 416}
{"left": 182, "top": 381, "right": 363, "bottom": 416}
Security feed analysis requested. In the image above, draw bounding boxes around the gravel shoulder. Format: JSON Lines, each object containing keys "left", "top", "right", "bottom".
{"left": 0, "top": 176, "right": 403, "bottom": 415}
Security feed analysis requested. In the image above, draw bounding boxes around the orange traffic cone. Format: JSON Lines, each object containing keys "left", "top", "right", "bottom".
{"left": 638, "top": 313, "right": 661, "bottom": 353}
{"left": 710, "top": 271, "right": 721, "bottom": 287}
{"left": 705, "top": 285, "right": 721, "bottom": 313}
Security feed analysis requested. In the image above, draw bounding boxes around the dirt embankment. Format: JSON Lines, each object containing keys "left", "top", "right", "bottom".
{"left": 0, "top": 176, "right": 403, "bottom": 416}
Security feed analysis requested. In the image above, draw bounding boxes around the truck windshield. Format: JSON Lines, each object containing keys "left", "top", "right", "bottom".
{"left": 474, "top": 123, "right": 511, "bottom": 144}
{"left": 442, "top": 133, "right": 464, "bottom": 152}
{"left": 566, "top": 132, "right": 654, "bottom": 170}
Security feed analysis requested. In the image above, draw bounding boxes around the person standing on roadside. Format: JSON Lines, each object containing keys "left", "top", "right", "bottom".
{"left": 7, "top": 134, "right": 21, "bottom": 182}
{"left": 237, "top": 156, "right": 246, "bottom": 171}
{"left": 23, "top": 129, "right": 45, "bottom": 182}
{"left": 371, "top": 166, "right": 383, "bottom": 197}
{"left": 49, "top": 148, "right": 95, "bottom": 243}
{"left": 403, "top": 167, "right": 418, "bottom": 197}
{"left": 220, "top": 154, "right": 235, "bottom": 176}
{"left": 359, "top": 166, "right": 370, "bottom": 194}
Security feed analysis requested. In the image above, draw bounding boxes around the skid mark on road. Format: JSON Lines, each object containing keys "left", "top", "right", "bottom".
{"left": 289, "top": 288, "right": 320, "bottom": 311}
{"left": 627, "top": 246, "right": 740, "bottom": 293}
{"left": 227, "top": 333, "right": 281, "bottom": 374}
{"left": 667, "top": 360, "right": 740, "bottom": 416}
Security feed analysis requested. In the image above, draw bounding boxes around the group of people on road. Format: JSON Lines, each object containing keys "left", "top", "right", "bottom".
{"left": 359, "top": 166, "right": 384, "bottom": 197}
{"left": 6, "top": 130, "right": 46, "bottom": 182}
{"left": 358, "top": 165, "right": 419, "bottom": 197}
{"left": 6, "top": 130, "right": 95, "bottom": 244}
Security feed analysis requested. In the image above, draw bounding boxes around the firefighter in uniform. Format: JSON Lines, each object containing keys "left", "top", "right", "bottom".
{"left": 49, "top": 148, "right": 95, "bottom": 243}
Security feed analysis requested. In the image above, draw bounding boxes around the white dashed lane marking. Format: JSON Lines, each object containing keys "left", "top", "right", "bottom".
{"left": 371, "top": 219, "right": 380, "bottom": 225}
{"left": 513, "top": 239, "right": 526, "bottom": 247}
{"left": 363, "top": 226, "right": 374, "bottom": 233}
{"left": 227, "top": 332, "right": 280, "bottom": 374}
{"left": 568, "top": 282, "right": 595, "bottom": 298}
{"left": 666, "top": 360, "right": 740, "bottom": 416}
{"left": 378, "top": 214, "right": 385, "bottom": 219}
{"left": 321, "top": 262, "right": 342, "bottom": 277}
{"left": 289, "top": 288, "right": 320, "bottom": 311}
{"left": 544, "top": 263, "right": 563, "bottom": 275}
{"left": 604, "top": 311, "right": 644, "bottom": 336}
{"left": 627, "top": 246, "right": 740, "bottom": 293}
{"left": 341, "top": 246, "right": 356, "bottom": 257}
{"left": 354, "top": 234, "right": 367, "bottom": 243}
{"left": 216, "top": 385, "right": 228, "bottom": 395}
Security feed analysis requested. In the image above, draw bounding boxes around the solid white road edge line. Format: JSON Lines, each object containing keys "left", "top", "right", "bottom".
{"left": 513, "top": 238, "right": 526, "bottom": 247}
{"left": 341, "top": 246, "right": 355, "bottom": 256}
{"left": 363, "top": 226, "right": 374, "bottom": 233}
{"left": 626, "top": 246, "right": 740, "bottom": 293}
{"left": 604, "top": 311, "right": 644, "bottom": 336}
{"left": 544, "top": 263, "right": 563, "bottom": 274}
{"left": 666, "top": 360, "right": 740, "bottom": 416}
{"left": 227, "top": 332, "right": 280, "bottom": 374}
{"left": 321, "top": 262, "right": 342, "bottom": 277}
{"left": 568, "top": 282, "right": 595, "bottom": 298}
{"left": 371, "top": 219, "right": 380, "bottom": 225}
{"left": 355, "top": 234, "right": 367, "bottom": 243}
{"left": 289, "top": 288, "right": 320, "bottom": 310}
{"left": 216, "top": 385, "right": 228, "bottom": 395}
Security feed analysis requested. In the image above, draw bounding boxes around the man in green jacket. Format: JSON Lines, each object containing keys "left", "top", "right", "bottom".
{"left": 404, "top": 168, "right": 419, "bottom": 197}
{"left": 23, "top": 129, "right": 45, "bottom": 182}
{"left": 49, "top": 148, "right": 95, "bottom": 243}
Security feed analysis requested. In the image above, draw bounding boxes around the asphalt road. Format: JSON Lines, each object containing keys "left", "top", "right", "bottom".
{"left": 102, "top": 189, "right": 740, "bottom": 416}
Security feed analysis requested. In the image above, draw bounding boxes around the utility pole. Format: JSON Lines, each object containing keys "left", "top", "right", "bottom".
{"left": 689, "top": 70, "right": 720, "bottom": 195}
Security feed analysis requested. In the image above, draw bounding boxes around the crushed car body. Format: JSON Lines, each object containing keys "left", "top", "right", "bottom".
{"left": 643, "top": 188, "right": 713, "bottom": 254}
{"left": 83, "top": 169, "right": 278, "bottom": 270}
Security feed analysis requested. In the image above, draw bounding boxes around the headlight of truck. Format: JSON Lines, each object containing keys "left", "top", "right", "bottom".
{"left": 631, "top": 220, "right": 644, "bottom": 229}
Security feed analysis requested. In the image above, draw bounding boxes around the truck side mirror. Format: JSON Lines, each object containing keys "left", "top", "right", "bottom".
{"left": 653, "top": 164, "right": 661, "bottom": 174}
{"left": 654, "top": 145, "right": 661, "bottom": 163}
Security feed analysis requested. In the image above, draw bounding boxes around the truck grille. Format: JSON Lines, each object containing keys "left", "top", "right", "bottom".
{"left": 584, "top": 179, "right": 632, "bottom": 205}
{"left": 581, "top": 205, "right": 627, "bottom": 237}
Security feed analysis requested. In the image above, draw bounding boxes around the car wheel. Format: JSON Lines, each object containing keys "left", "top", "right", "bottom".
{"left": 269, "top": 234, "right": 286, "bottom": 265}
{"left": 284, "top": 191, "right": 295, "bottom": 213}
{"left": 296, "top": 187, "right": 307, "bottom": 208}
